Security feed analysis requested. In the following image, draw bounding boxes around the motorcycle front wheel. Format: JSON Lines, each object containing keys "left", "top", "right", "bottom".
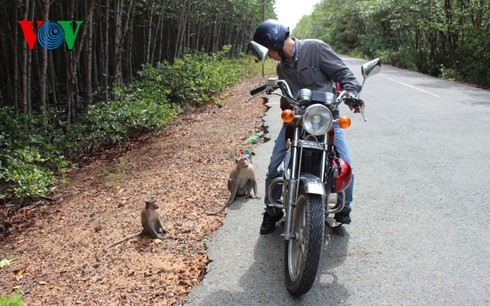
{"left": 284, "top": 190, "right": 325, "bottom": 295}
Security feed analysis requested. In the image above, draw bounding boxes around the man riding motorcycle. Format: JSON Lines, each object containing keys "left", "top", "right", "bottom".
{"left": 252, "top": 19, "right": 362, "bottom": 234}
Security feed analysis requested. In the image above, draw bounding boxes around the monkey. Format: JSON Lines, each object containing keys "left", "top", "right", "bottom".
{"left": 225, "top": 156, "right": 258, "bottom": 205}
{"left": 206, "top": 156, "right": 258, "bottom": 215}
{"left": 98, "top": 198, "right": 166, "bottom": 257}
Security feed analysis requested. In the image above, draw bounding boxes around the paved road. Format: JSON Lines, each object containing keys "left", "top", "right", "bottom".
{"left": 186, "top": 57, "right": 490, "bottom": 305}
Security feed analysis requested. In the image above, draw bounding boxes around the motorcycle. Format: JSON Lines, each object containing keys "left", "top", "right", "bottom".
{"left": 247, "top": 41, "right": 381, "bottom": 295}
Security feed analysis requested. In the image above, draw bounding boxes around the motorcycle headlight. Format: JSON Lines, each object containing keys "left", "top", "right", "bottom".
{"left": 301, "top": 104, "right": 333, "bottom": 136}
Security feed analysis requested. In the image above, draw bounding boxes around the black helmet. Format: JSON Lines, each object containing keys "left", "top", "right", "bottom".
{"left": 253, "top": 19, "right": 290, "bottom": 51}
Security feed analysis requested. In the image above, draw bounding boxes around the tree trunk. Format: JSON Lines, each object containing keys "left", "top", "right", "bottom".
{"left": 86, "top": 0, "right": 95, "bottom": 105}
{"left": 151, "top": 3, "right": 165, "bottom": 63}
{"left": 112, "top": 0, "right": 134, "bottom": 87}
{"left": 49, "top": 52, "right": 58, "bottom": 108}
{"left": 14, "top": 4, "right": 19, "bottom": 110}
{"left": 21, "top": 0, "right": 30, "bottom": 113}
{"left": 113, "top": 0, "right": 134, "bottom": 87}
{"left": 175, "top": 1, "right": 190, "bottom": 58}
{"left": 128, "top": 8, "right": 135, "bottom": 81}
{"left": 93, "top": 4, "right": 99, "bottom": 90}
{"left": 104, "top": 0, "right": 110, "bottom": 102}
{"left": 39, "top": 0, "right": 50, "bottom": 111}
{"left": 157, "top": 4, "right": 166, "bottom": 62}
{"left": 146, "top": 1, "right": 154, "bottom": 63}
{"left": 444, "top": 0, "right": 458, "bottom": 69}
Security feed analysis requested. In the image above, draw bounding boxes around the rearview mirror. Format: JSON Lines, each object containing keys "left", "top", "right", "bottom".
{"left": 357, "top": 58, "right": 382, "bottom": 102}
{"left": 246, "top": 41, "right": 269, "bottom": 62}
{"left": 246, "top": 41, "right": 269, "bottom": 78}
{"left": 361, "top": 58, "right": 381, "bottom": 79}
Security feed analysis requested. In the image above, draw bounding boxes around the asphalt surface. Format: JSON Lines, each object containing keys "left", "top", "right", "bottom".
{"left": 185, "top": 57, "right": 490, "bottom": 305}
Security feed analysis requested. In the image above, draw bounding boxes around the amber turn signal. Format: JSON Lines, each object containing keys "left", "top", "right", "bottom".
{"left": 338, "top": 116, "right": 351, "bottom": 129}
{"left": 281, "top": 109, "right": 295, "bottom": 123}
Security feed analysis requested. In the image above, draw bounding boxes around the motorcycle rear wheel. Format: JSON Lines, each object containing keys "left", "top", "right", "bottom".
{"left": 284, "top": 191, "right": 325, "bottom": 295}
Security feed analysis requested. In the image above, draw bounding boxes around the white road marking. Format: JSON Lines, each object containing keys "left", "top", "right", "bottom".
{"left": 380, "top": 75, "right": 441, "bottom": 98}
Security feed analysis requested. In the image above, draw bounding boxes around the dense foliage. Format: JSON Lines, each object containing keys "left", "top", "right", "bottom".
{"left": 0, "top": 0, "right": 277, "bottom": 203}
{"left": 0, "top": 48, "right": 254, "bottom": 202}
{"left": 293, "top": 0, "right": 490, "bottom": 88}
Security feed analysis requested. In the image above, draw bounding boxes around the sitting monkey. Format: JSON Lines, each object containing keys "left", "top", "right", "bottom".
{"left": 98, "top": 198, "right": 166, "bottom": 258}
{"left": 206, "top": 155, "right": 258, "bottom": 215}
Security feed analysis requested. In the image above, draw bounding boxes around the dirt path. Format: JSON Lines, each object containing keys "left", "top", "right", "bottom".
{"left": 0, "top": 77, "right": 267, "bottom": 305}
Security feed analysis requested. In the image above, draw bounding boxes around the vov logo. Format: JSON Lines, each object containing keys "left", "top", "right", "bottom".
{"left": 18, "top": 20, "right": 83, "bottom": 50}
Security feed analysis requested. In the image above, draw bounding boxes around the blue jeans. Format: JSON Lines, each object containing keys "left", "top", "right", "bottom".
{"left": 264, "top": 123, "right": 354, "bottom": 214}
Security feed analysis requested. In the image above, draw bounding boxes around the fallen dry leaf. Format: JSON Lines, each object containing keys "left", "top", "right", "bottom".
{"left": 15, "top": 267, "right": 28, "bottom": 280}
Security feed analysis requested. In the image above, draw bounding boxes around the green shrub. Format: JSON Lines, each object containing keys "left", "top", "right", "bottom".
{"left": 82, "top": 96, "right": 182, "bottom": 148}
{"left": 0, "top": 107, "right": 71, "bottom": 200}
{"left": 377, "top": 47, "right": 418, "bottom": 71}
{"left": 439, "top": 65, "right": 457, "bottom": 81}
{"left": 0, "top": 46, "right": 253, "bottom": 202}
{"left": 0, "top": 293, "right": 23, "bottom": 306}
{"left": 137, "top": 46, "right": 243, "bottom": 104}
{"left": 1, "top": 148, "right": 56, "bottom": 199}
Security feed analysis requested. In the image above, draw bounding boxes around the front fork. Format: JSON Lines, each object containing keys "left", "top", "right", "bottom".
{"left": 267, "top": 128, "right": 300, "bottom": 241}
{"left": 268, "top": 126, "right": 348, "bottom": 239}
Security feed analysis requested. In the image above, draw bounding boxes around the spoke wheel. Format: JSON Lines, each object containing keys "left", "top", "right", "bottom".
{"left": 285, "top": 190, "right": 324, "bottom": 296}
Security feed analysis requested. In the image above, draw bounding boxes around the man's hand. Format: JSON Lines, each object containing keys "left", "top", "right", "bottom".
{"left": 343, "top": 92, "right": 365, "bottom": 113}
{"left": 348, "top": 100, "right": 365, "bottom": 113}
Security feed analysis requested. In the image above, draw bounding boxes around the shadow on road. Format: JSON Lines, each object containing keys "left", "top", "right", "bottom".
{"left": 193, "top": 224, "right": 352, "bottom": 305}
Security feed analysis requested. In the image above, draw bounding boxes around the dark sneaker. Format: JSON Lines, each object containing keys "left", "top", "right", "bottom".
{"left": 334, "top": 206, "right": 352, "bottom": 224}
{"left": 260, "top": 211, "right": 284, "bottom": 235}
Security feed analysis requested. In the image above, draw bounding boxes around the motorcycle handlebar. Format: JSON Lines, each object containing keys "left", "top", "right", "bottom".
{"left": 250, "top": 84, "right": 268, "bottom": 96}
{"left": 247, "top": 82, "right": 362, "bottom": 112}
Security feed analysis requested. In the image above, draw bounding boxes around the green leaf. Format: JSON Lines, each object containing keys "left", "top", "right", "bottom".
{"left": 0, "top": 258, "right": 14, "bottom": 268}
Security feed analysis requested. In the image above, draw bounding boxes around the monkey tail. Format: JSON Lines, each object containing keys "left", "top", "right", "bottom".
{"left": 205, "top": 203, "right": 229, "bottom": 215}
{"left": 103, "top": 230, "right": 144, "bottom": 252}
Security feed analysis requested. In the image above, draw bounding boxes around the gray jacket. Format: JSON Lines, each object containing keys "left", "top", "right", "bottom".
{"left": 277, "top": 39, "right": 361, "bottom": 98}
